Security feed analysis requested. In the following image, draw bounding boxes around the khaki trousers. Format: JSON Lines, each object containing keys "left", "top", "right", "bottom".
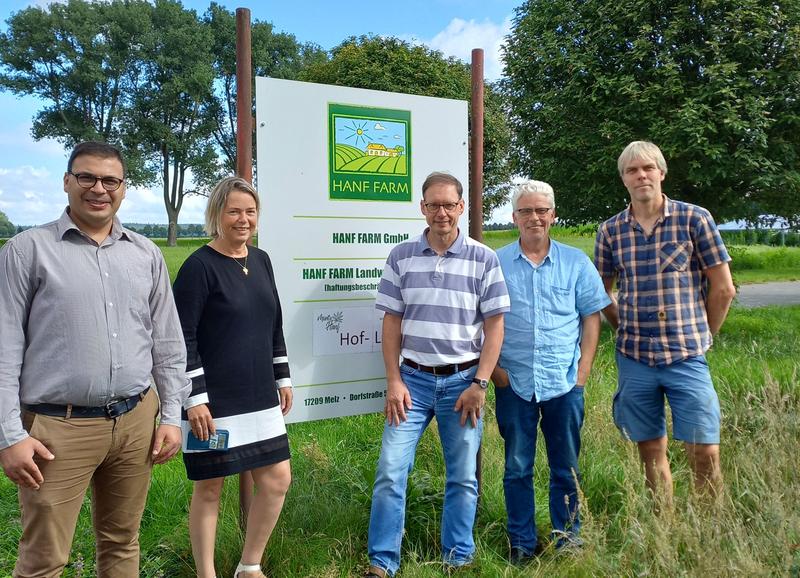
{"left": 14, "top": 388, "right": 158, "bottom": 578}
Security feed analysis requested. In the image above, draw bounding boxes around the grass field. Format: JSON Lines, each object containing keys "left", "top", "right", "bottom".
{"left": 2, "top": 306, "right": 797, "bottom": 577}
{"left": 1, "top": 234, "right": 799, "bottom": 577}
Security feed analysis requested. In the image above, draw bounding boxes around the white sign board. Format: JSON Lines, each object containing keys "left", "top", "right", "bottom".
{"left": 256, "top": 77, "right": 468, "bottom": 423}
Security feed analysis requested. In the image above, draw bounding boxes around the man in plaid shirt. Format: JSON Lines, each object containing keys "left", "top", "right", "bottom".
{"left": 595, "top": 141, "right": 736, "bottom": 503}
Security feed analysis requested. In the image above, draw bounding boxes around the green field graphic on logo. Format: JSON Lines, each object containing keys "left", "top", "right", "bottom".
{"left": 328, "top": 103, "right": 412, "bottom": 202}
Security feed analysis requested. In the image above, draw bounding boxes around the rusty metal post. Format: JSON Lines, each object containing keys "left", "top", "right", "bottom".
{"left": 235, "top": 7, "right": 254, "bottom": 530}
{"left": 236, "top": 8, "right": 253, "bottom": 184}
{"left": 469, "top": 49, "right": 484, "bottom": 243}
{"left": 470, "top": 49, "right": 485, "bottom": 496}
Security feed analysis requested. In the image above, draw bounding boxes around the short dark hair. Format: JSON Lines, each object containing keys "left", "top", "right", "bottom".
{"left": 67, "top": 141, "right": 126, "bottom": 177}
{"left": 421, "top": 172, "right": 463, "bottom": 199}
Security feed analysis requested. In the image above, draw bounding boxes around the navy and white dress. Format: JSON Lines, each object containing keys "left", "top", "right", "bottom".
{"left": 173, "top": 244, "right": 291, "bottom": 481}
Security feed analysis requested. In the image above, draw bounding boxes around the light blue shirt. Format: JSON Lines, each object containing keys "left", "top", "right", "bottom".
{"left": 497, "top": 239, "right": 611, "bottom": 402}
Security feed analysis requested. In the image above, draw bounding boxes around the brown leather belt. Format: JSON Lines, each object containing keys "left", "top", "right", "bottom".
{"left": 402, "top": 358, "right": 480, "bottom": 376}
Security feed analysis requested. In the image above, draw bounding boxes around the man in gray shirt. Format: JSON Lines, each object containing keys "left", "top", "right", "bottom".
{"left": 0, "top": 141, "right": 191, "bottom": 577}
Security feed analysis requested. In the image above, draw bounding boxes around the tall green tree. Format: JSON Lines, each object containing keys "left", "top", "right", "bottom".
{"left": 0, "top": 0, "right": 153, "bottom": 180}
{"left": 123, "top": 0, "right": 218, "bottom": 246}
{"left": 0, "top": 210, "right": 14, "bottom": 237}
{"left": 504, "top": 0, "right": 800, "bottom": 227}
{"left": 0, "top": 0, "right": 319, "bottom": 244}
{"left": 300, "top": 35, "right": 512, "bottom": 222}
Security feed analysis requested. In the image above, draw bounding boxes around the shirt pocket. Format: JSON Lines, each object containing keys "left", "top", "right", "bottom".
{"left": 125, "top": 262, "right": 153, "bottom": 321}
{"left": 550, "top": 285, "right": 575, "bottom": 315}
{"left": 659, "top": 241, "right": 693, "bottom": 273}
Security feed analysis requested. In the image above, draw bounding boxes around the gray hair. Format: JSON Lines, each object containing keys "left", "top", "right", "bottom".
{"left": 205, "top": 176, "right": 260, "bottom": 239}
{"left": 617, "top": 141, "right": 668, "bottom": 176}
{"left": 512, "top": 180, "right": 555, "bottom": 211}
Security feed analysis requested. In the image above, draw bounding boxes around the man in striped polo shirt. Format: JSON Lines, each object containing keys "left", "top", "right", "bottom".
{"left": 365, "top": 172, "right": 510, "bottom": 577}
{"left": 595, "top": 141, "right": 736, "bottom": 504}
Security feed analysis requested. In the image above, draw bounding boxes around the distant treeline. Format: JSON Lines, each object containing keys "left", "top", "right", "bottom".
{"left": 6, "top": 224, "right": 207, "bottom": 239}
{"left": 124, "top": 224, "right": 206, "bottom": 238}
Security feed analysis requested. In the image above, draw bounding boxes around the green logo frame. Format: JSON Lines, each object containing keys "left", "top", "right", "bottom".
{"left": 328, "top": 103, "right": 412, "bottom": 202}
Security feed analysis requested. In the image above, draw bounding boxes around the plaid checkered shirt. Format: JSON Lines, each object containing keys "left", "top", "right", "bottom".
{"left": 595, "top": 196, "right": 731, "bottom": 367}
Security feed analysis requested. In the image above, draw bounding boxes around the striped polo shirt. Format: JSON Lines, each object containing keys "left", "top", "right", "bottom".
{"left": 595, "top": 196, "right": 731, "bottom": 367}
{"left": 376, "top": 228, "right": 510, "bottom": 366}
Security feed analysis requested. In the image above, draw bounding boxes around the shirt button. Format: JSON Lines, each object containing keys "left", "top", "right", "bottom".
{"left": 112, "top": 333, "right": 118, "bottom": 338}
{"left": 105, "top": 272, "right": 109, "bottom": 277}
{"left": 108, "top": 302, "right": 113, "bottom": 307}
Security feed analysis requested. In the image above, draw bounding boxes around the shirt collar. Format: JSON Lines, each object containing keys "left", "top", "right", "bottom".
{"left": 418, "top": 227, "right": 466, "bottom": 256}
{"left": 513, "top": 237, "right": 556, "bottom": 265}
{"left": 58, "top": 208, "right": 130, "bottom": 243}
{"left": 623, "top": 194, "right": 672, "bottom": 224}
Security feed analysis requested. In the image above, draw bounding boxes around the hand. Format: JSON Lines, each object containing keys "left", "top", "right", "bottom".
{"left": 279, "top": 387, "right": 293, "bottom": 416}
{"left": 491, "top": 366, "right": 510, "bottom": 388}
{"left": 0, "top": 436, "right": 54, "bottom": 490}
{"left": 151, "top": 424, "right": 181, "bottom": 465}
{"left": 384, "top": 377, "right": 412, "bottom": 426}
{"left": 454, "top": 384, "right": 486, "bottom": 428}
{"left": 187, "top": 404, "right": 215, "bottom": 441}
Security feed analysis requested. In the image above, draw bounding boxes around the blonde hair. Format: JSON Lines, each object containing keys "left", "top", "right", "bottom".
{"left": 617, "top": 141, "right": 668, "bottom": 176}
{"left": 204, "top": 177, "right": 260, "bottom": 238}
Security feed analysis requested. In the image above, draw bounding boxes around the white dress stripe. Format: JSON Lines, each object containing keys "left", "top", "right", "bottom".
{"left": 181, "top": 405, "right": 287, "bottom": 453}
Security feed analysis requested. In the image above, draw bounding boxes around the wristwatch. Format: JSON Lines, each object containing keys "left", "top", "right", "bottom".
{"left": 472, "top": 377, "right": 489, "bottom": 390}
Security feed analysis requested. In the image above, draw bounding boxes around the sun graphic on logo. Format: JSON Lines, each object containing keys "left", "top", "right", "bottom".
{"left": 344, "top": 121, "right": 371, "bottom": 147}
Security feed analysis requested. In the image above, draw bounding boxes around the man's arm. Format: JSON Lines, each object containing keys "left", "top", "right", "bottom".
{"left": 704, "top": 262, "right": 736, "bottom": 335}
{"left": 455, "top": 313, "right": 504, "bottom": 427}
{"left": 0, "top": 241, "right": 54, "bottom": 487}
{"left": 382, "top": 312, "right": 411, "bottom": 426}
{"left": 147, "top": 249, "right": 191, "bottom": 463}
{"left": 601, "top": 275, "right": 620, "bottom": 331}
{"left": 576, "top": 312, "right": 602, "bottom": 386}
{"left": 490, "top": 366, "right": 510, "bottom": 388}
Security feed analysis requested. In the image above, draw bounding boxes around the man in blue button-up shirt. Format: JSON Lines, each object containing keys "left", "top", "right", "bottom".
{"left": 491, "top": 180, "right": 610, "bottom": 563}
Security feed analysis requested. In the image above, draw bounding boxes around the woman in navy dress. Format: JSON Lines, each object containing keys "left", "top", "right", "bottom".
{"left": 173, "top": 177, "right": 292, "bottom": 578}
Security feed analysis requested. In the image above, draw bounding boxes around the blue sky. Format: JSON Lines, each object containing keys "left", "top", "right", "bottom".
{"left": 0, "top": 0, "right": 518, "bottom": 226}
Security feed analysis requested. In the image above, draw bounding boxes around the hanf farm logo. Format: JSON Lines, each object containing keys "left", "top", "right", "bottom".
{"left": 328, "top": 103, "right": 412, "bottom": 202}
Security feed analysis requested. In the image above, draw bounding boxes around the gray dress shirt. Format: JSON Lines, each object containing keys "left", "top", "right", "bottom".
{"left": 0, "top": 210, "right": 191, "bottom": 449}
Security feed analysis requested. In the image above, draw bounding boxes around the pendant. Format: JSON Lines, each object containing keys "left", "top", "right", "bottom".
{"left": 243, "top": 267, "right": 249, "bottom": 275}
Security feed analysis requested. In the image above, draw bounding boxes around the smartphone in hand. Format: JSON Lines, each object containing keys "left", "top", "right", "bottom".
{"left": 187, "top": 429, "right": 229, "bottom": 451}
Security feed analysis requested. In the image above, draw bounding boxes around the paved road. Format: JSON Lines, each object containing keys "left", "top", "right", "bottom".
{"left": 736, "top": 281, "right": 800, "bottom": 308}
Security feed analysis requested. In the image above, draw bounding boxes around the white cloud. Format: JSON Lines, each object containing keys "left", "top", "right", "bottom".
{"left": 427, "top": 17, "right": 512, "bottom": 81}
{"left": 374, "top": 122, "right": 386, "bottom": 130}
{"left": 0, "top": 164, "right": 206, "bottom": 226}
{"left": 0, "top": 165, "right": 63, "bottom": 225}
{"left": 489, "top": 199, "right": 513, "bottom": 224}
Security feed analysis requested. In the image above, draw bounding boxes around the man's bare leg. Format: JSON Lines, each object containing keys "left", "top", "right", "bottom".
{"left": 685, "top": 442, "right": 722, "bottom": 497}
{"left": 638, "top": 436, "right": 673, "bottom": 511}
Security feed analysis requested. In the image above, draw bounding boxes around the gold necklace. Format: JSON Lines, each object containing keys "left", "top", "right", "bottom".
{"left": 231, "top": 250, "right": 248, "bottom": 275}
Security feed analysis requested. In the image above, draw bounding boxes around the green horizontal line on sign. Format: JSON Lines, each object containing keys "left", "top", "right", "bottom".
{"left": 294, "top": 376, "right": 386, "bottom": 389}
{"left": 292, "top": 257, "right": 386, "bottom": 261}
{"left": 293, "top": 297, "right": 376, "bottom": 303}
{"left": 293, "top": 215, "right": 424, "bottom": 221}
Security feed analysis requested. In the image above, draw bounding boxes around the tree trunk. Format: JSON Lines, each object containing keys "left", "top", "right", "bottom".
{"left": 167, "top": 215, "right": 178, "bottom": 247}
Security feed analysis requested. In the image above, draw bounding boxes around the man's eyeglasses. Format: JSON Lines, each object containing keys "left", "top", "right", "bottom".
{"left": 515, "top": 207, "right": 552, "bottom": 217}
{"left": 423, "top": 201, "right": 461, "bottom": 214}
{"left": 69, "top": 172, "right": 124, "bottom": 192}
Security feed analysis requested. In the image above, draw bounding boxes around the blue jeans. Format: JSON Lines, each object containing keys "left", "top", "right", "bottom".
{"left": 367, "top": 363, "right": 482, "bottom": 576}
{"left": 495, "top": 384, "right": 584, "bottom": 551}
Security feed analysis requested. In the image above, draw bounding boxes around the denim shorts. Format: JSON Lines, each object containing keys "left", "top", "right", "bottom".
{"left": 613, "top": 352, "right": 720, "bottom": 444}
